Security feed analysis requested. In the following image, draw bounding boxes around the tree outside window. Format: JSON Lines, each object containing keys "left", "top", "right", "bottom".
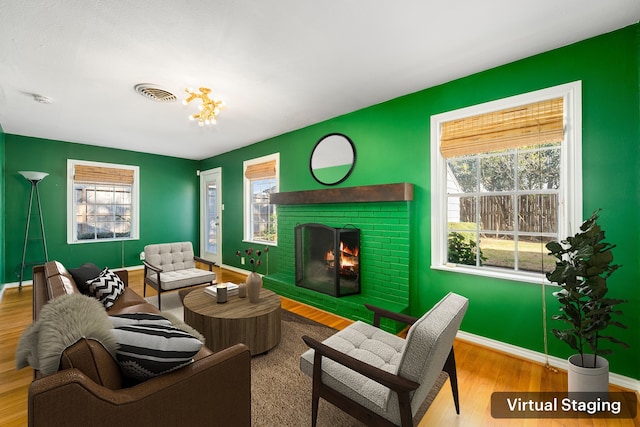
{"left": 75, "top": 183, "right": 132, "bottom": 240}
{"left": 431, "top": 82, "right": 582, "bottom": 283}
{"left": 446, "top": 143, "right": 560, "bottom": 273}
{"left": 67, "top": 160, "right": 139, "bottom": 243}
{"left": 243, "top": 153, "right": 279, "bottom": 245}
{"left": 250, "top": 177, "right": 277, "bottom": 243}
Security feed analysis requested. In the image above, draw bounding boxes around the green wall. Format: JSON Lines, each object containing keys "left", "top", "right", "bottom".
{"left": 202, "top": 25, "right": 640, "bottom": 379}
{"left": 2, "top": 24, "right": 637, "bottom": 380}
{"left": 4, "top": 135, "right": 200, "bottom": 282}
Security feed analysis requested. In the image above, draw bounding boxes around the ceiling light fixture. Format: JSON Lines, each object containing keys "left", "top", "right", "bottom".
{"left": 183, "top": 87, "right": 224, "bottom": 126}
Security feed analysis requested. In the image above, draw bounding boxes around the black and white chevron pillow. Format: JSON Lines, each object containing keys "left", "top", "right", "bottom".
{"left": 87, "top": 268, "right": 125, "bottom": 309}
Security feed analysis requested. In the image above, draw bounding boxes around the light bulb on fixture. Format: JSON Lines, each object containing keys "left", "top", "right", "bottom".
{"left": 183, "top": 87, "right": 224, "bottom": 126}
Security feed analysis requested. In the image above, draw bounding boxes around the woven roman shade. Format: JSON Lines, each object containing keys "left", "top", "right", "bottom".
{"left": 74, "top": 164, "right": 134, "bottom": 185}
{"left": 440, "top": 97, "right": 564, "bottom": 158}
{"left": 245, "top": 160, "right": 276, "bottom": 180}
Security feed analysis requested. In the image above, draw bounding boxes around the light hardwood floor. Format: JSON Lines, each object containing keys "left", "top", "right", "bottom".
{"left": 0, "top": 267, "right": 637, "bottom": 426}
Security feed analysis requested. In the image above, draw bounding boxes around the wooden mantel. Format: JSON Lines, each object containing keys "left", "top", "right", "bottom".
{"left": 270, "top": 183, "right": 413, "bottom": 205}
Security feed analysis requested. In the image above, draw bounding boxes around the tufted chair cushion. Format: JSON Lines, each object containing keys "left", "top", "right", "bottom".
{"left": 300, "top": 321, "right": 406, "bottom": 409}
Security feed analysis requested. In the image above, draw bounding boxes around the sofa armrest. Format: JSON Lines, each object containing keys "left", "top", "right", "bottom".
{"left": 29, "top": 344, "right": 251, "bottom": 427}
{"left": 32, "top": 265, "right": 48, "bottom": 321}
{"left": 114, "top": 269, "right": 128, "bottom": 287}
{"left": 194, "top": 256, "right": 216, "bottom": 271}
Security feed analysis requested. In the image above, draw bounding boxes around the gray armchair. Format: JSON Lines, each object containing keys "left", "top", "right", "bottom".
{"left": 300, "top": 292, "right": 468, "bottom": 427}
{"left": 143, "top": 241, "right": 216, "bottom": 309}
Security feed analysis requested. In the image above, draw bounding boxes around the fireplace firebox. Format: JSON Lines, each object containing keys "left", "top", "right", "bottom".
{"left": 295, "top": 223, "right": 360, "bottom": 297}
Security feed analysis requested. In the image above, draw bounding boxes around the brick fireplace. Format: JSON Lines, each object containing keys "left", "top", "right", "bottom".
{"left": 263, "top": 183, "right": 413, "bottom": 328}
{"left": 295, "top": 223, "right": 360, "bottom": 297}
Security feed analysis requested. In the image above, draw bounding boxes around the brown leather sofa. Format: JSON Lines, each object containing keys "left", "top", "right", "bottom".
{"left": 28, "top": 261, "right": 251, "bottom": 427}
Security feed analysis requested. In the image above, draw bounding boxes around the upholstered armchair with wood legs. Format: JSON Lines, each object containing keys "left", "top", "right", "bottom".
{"left": 300, "top": 292, "right": 468, "bottom": 427}
{"left": 143, "top": 241, "right": 216, "bottom": 310}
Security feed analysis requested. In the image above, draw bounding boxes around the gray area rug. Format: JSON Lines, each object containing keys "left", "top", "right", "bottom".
{"left": 146, "top": 292, "right": 449, "bottom": 425}
{"left": 145, "top": 292, "right": 184, "bottom": 320}
{"left": 251, "top": 310, "right": 449, "bottom": 426}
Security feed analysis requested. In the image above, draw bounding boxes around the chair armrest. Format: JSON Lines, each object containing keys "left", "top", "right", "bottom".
{"left": 364, "top": 304, "right": 418, "bottom": 328}
{"left": 302, "top": 335, "right": 419, "bottom": 393}
{"left": 194, "top": 256, "right": 216, "bottom": 271}
{"left": 29, "top": 344, "right": 251, "bottom": 427}
{"left": 143, "top": 260, "right": 163, "bottom": 273}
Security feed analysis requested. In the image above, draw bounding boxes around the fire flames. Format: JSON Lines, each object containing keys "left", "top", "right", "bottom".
{"left": 325, "top": 241, "right": 359, "bottom": 277}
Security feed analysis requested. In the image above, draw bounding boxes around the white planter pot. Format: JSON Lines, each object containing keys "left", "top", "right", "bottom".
{"left": 567, "top": 354, "right": 609, "bottom": 393}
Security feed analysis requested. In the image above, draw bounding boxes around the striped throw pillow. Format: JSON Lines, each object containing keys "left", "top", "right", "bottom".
{"left": 111, "top": 323, "right": 203, "bottom": 380}
{"left": 109, "top": 313, "right": 173, "bottom": 328}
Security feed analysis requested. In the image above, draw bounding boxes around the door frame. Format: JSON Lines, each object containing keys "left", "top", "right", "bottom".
{"left": 200, "top": 168, "right": 222, "bottom": 266}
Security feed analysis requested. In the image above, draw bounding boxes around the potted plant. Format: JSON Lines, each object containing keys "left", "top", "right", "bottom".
{"left": 545, "top": 209, "right": 628, "bottom": 392}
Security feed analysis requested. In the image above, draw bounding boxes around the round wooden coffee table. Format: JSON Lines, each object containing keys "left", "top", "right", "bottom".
{"left": 183, "top": 287, "right": 281, "bottom": 355}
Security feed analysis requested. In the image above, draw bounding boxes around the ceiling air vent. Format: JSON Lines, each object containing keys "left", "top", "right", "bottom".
{"left": 134, "top": 84, "right": 177, "bottom": 102}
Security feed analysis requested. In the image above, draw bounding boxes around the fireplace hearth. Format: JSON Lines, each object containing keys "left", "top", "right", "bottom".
{"left": 295, "top": 223, "right": 360, "bottom": 297}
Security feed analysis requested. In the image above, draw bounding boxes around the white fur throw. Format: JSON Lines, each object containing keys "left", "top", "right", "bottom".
{"left": 16, "top": 293, "right": 118, "bottom": 376}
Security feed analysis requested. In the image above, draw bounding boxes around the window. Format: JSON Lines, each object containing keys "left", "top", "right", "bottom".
{"left": 67, "top": 160, "right": 139, "bottom": 243}
{"left": 243, "top": 153, "right": 278, "bottom": 245}
{"left": 430, "top": 82, "right": 582, "bottom": 283}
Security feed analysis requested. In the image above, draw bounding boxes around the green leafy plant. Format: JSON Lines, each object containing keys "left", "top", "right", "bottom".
{"left": 546, "top": 209, "right": 628, "bottom": 367}
{"left": 448, "top": 232, "right": 486, "bottom": 266}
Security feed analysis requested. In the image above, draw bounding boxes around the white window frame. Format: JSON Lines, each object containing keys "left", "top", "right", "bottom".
{"left": 67, "top": 159, "right": 140, "bottom": 244}
{"left": 243, "top": 153, "right": 279, "bottom": 246}
{"left": 430, "top": 81, "right": 582, "bottom": 284}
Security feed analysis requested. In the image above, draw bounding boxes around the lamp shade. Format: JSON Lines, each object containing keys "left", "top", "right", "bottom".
{"left": 19, "top": 171, "right": 49, "bottom": 182}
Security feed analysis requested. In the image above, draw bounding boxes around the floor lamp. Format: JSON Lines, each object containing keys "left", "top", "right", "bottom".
{"left": 19, "top": 171, "right": 49, "bottom": 290}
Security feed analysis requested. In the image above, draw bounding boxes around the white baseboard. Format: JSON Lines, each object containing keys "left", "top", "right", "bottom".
{"left": 457, "top": 330, "right": 640, "bottom": 393}
{"left": 2, "top": 280, "right": 32, "bottom": 290}
{"left": 219, "top": 263, "right": 255, "bottom": 276}
{"left": 0, "top": 280, "right": 31, "bottom": 303}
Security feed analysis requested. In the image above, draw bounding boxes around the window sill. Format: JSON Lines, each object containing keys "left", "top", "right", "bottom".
{"left": 68, "top": 237, "right": 139, "bottom": 245}
{"left": 430, "top": 263, "right": 554, "bottom": 286}
{"left": 242, "top": 240, "right": 277, "bottom": 247}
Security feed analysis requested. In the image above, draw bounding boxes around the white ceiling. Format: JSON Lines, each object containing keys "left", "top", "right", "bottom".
{"left": 1, "top": 1, "right": 639, "bottom": 160}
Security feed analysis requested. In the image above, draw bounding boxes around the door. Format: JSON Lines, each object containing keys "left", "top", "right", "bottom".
{"left": 200, "top": 168, "right": 222, "bottom": 265}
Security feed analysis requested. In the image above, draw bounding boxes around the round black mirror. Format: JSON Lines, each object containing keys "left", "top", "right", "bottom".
{"left": 310, "top": 133, "right": 356, "bottom": 185}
